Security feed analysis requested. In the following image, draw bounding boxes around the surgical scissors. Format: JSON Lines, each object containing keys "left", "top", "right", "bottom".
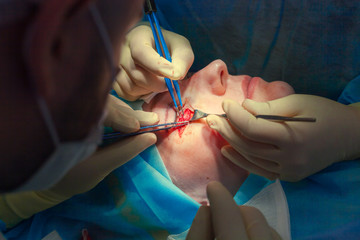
{"left": 190, "top": 109, "right": 316, "bottom": 122}
{"left": 144, "top": 0, "right": 183, "bottom": 113}
{"left": 103, "top": 121, "right": 189, "bottom": 140}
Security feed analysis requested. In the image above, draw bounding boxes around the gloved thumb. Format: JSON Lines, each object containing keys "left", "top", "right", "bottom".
{"left": 242, "top": 95, "right": 300, "bottom": 116}
{"left": 167, "top": 33, "right": 194, "bottom": 80}
{"left": 105, "top": 95, "right": 159, "bottom": 132}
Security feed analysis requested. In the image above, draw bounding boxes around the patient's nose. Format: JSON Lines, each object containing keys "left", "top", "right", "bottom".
{"left": 205, "top": 60, "right": 229, "bottom": 95}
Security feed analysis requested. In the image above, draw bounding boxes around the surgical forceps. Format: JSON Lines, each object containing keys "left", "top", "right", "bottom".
{"left": 144, "top": 0, "right": 183, "bottom": 114}
{"left": 103, "top": 121, "right": 189, "bottom": 140}
{"left": 103, "top": 109, "right": 316, "bottom": 141}
{"left": 190, "top": 109, "right": 317, "bottom": 122}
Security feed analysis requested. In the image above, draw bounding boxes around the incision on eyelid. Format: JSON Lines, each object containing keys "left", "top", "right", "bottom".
{"left": 167, "top": 102, "right": 194, "bottom": 138}
{"left": 175, "top": 108, "right": 194, "bottom": 137}
{"left": 166, "top": 98, "right": 196, "bottom": 137}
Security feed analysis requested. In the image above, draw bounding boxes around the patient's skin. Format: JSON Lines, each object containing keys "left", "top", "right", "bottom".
{"left": 143, "top": 60, "right": 294, "bottom": 204}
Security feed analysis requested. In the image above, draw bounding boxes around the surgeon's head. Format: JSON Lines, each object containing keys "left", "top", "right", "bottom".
{"left": 143, "top": 60, "right": 294, "bottom": 203}
{"left": 0, "top": 0, "right": 144, "bottom": 191}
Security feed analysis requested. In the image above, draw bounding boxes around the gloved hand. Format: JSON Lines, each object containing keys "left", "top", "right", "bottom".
{"left": 186, "top": 181, "right": 281, "bottom": 240}
{"left": 104, "top": 94, "right": 159, "bottom": 131}
{"left": 0, "top": 101, "right": 158, "bottom": 228}
{"left": 206, "top": 94, "right": 360, "bottom": 181}
{"left": 113, "top": 24, "right": 194, "bottom": 101}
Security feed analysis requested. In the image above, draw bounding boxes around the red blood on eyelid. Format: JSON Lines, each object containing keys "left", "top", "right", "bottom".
{"left": 178, "top": 108, "right": 193, "bottom": 121}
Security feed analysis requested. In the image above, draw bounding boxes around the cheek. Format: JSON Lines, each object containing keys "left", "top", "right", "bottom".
{"left": 156, "top": 124, "right": 247, "bottom": 202}
{"left": 185, "top": 81, "right": 246, "bottom": 114}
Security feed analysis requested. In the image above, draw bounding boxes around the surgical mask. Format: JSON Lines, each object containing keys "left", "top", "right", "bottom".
{"left": 15, "top": 4, "right": 117, "bottom": 192}
{"left": 168, "top": 179, "right": 291, "bottom": 240}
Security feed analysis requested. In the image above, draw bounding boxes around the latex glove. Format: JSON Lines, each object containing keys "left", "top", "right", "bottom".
{"left": 186, "top": 181, "right": 281, "bottom": 240}
{"left": 0, "top": 125, "right": 157, "bottom": 228}
{"left": 104, "top": 94, "right": 159, "bottom": 132}
{"left": 113, "top": 24, "right": 194, "bottom": 101}
{"left": 206, "top": 94, "right": 360, "bottom": 181}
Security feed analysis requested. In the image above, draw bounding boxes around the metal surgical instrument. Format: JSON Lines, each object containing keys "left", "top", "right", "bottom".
{"left": 144, "top": 0, "right": 183, "bottom": 113}
{"left": 103, "top": 121, "right": 189, "bottom": 140}
{"left": 191, "top": 109, "right": 316, "bottom": 122}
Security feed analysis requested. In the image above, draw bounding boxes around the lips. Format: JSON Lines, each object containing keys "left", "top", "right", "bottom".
{"left": 246, "top": 77, "right": 259, "bottom": 99}
{"left": 240, "top": 75, "right": 253, "bottom": 99}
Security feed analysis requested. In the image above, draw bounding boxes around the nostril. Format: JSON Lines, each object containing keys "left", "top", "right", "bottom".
{"left": 213, "top": 60, "right": 228, "bottom": 86}
{"left": 219, "top": 69, "right": 227, "bottom": 88}
{"left": 204, "top": 60, "right": 229, "bottom": 95}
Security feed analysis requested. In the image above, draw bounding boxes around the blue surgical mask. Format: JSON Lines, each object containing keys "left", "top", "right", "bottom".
{"left": 15, "top": 4, "right": 117, "bottom": 192}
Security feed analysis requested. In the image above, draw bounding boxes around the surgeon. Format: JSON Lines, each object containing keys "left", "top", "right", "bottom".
{"left": 0, "top": 0, "right": 156, "bottom": 233}
{"left": 0, "top": 0, "right": 157, "bottom": 190}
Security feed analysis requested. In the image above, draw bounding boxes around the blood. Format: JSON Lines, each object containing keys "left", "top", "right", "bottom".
{"left": 176, "top": 108, "right": 194, "bottom": 137}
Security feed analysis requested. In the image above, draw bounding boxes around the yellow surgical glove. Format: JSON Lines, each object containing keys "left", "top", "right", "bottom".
{"left": 0, "top": 103, "right": 158, "bottom": 228}
{"left": 186, "top": 182, "right": 281, "bottom": 240}
{"left": 104, "top": 94, "right": 159, "bottom": 131}
{"left": 114, "top": 24, "right": 194, "bottom": 101}
{"left": 207, "top": 94, "right": 360, "bottom": 181}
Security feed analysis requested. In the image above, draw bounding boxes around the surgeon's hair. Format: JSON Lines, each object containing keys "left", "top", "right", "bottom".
{"left": 0, "top": 0, "right": 43, "bottom": 25}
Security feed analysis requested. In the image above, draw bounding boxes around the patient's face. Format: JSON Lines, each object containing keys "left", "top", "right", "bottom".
{"left": 143, "top": 60, "right": 294, "bottom": 204}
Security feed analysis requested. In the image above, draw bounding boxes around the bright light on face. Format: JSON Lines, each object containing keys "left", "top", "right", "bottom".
{"left": 143, "top": 59, "right": 294, "bottom": 204}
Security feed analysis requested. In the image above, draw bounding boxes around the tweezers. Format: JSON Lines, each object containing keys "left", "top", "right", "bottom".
{"left": 144, "top": 0, "right": 183, "bottom": 112}
{"left": 103, "top": 121, "right": 189, "bottom": 140}
{"left": 191, "top": 109, "right": 316, "bottom": 122}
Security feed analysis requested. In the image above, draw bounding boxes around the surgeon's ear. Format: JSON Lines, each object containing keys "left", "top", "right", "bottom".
{"left": 23, "top": 0, "right": 92, "bottom": 99}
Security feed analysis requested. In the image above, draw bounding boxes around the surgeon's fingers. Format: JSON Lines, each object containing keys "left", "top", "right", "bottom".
{"left": 223, "top": 99, "right": 291, "bottom": 145}
{"left": 128, "top": 65, "right": 168, "bottom": 93}
{"left": 104, "top": 95, "right": 159, "bottom": 132}
{"left": 207, "top": 115, "right": 281, "bottom": 160}
{"left": 207, "top": 181, "right": 249, "bottom": 240}
{"left": 240, "top": 206, "right": 282, "bottom": 240}
{"left": 221, "top": 146, "right": 279, "bottom": 180}
{"left": 164, "top": 30, "right": 194, "bottom": 80}
{"left": 114, "top": 70, "right": 150, "bottom": 101}
{"left": 120, "top": 45, "right": 168, "bottom": 93}
{"left": 186, "top": 206, "right": 214, "bottom": 240}
{"left": 129, "top": 26, "right": 178, "bottom": 78}
{"left": 243, "top": 95, "right": 301, "bottom": 117}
